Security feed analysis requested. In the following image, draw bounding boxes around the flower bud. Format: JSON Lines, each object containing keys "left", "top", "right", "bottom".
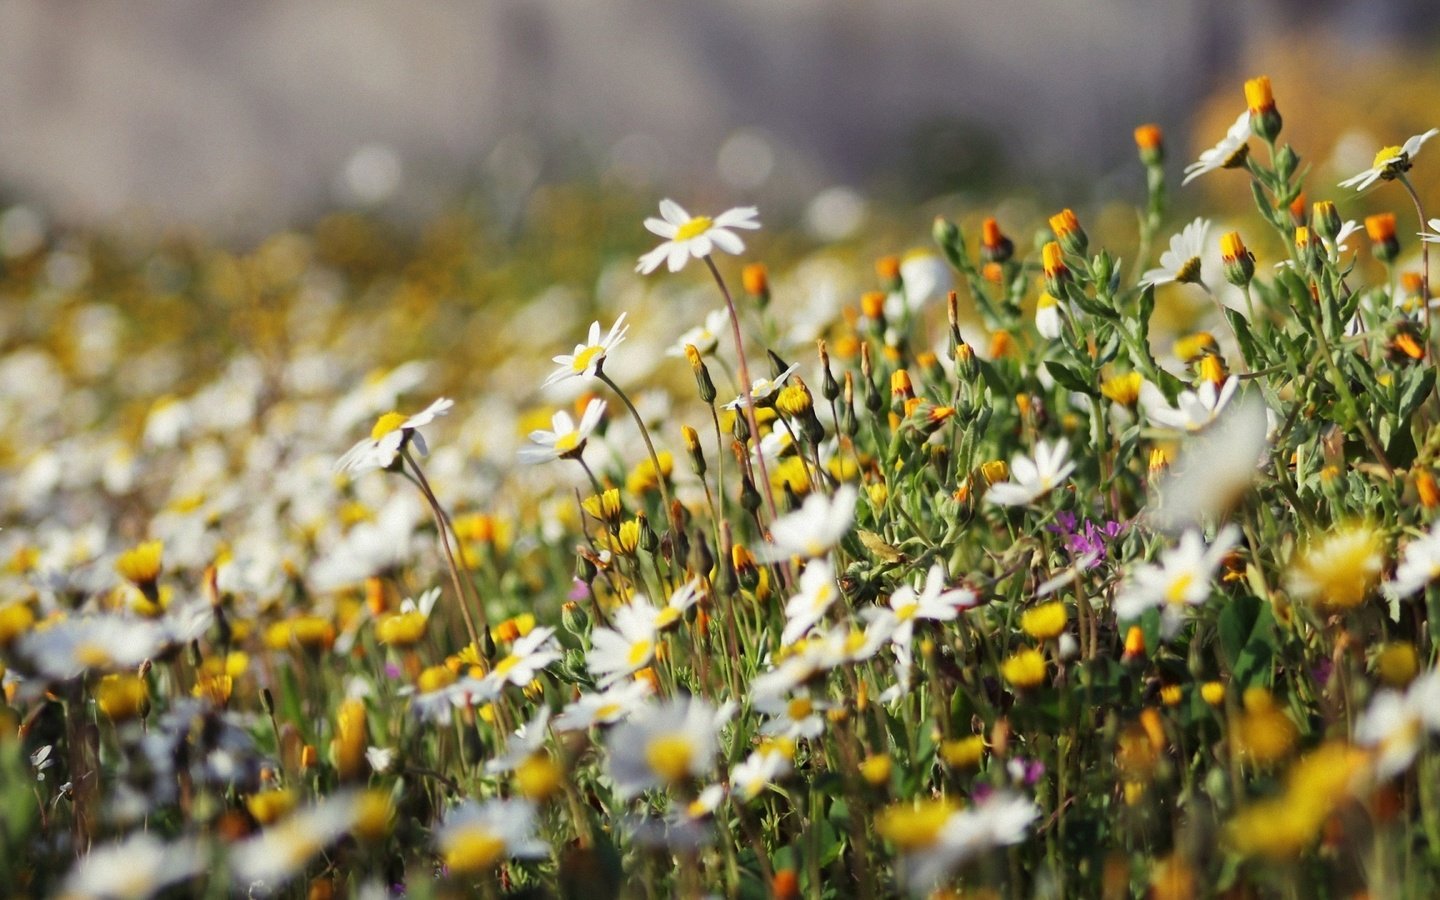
{"left": 875, "top": 255, "right": 901, "bottom": 289}
{"left": 1220, "top": 231, "right": 1255, "bottom": 287}
{"left": 1048, "top": 209, "right": 1088, "bottom": 256}
{"left": 561, "top": 600, "right": 589, "bottom": 635}
{"left": 742, "top": 263, "right": 770, "bottom": 306}
{"left": 1293, "top": 226, "right": 1321, "bottom": 272}
{"left": 1041, "top": 241, "right": 1071, "bottom": 296}
{"left": 1122, "top": 625, "right": 1147, "bottom": 662}
{"left": 1244, "top": 75, "right": 1281, "bottom": 142}
{"left": 685, "top": 344, "right": 717, "bottom": 404}
{"left": 1312, "top": 200, "right": 1342, "bottom": 242}
{"left": 1133, "top": 123, "right": 1164, "bottom": 166}
{"left": 1366, "top": 213, "right": 1400, "bottom": 263}
{"left": 981, "top": 217, "right": 1014, "bottom": 263}
{"left": 933, "top": 216, "right": 967, "bottom": 272}
{"left": 817, "top": 340, "right": 840, "bottom": 401}
{"left": 681, "top": 425, "right": 706, "bottom": 477}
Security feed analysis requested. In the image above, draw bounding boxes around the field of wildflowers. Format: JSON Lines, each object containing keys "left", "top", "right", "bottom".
{"left": 6, "top": 74, "right": 1440, "bottom": 898}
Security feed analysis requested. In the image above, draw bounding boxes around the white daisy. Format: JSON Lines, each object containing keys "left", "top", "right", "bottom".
{"left": 1339, "top": 129, "right": 1440, "bottom": 191}
{"left": 1384, "top": 521, "right": 1440, "bottom": 600}
{"left": 435, "top": 799, "right": 549, "bottom": 872}
{"left": 1148, "top": 393, "right": 1269, "bottom": 532}
{"left": 654, "top": 578, "right": 705, "bottom": 631}
{"left": 759, "top": 484, "right": 858, "bottom": 562}
{"left": 1355, "top": 670, "right": 1440, "bottom": 779}
{"left": 729, "top": 747, "right": 792, "bottom": 802}
{"left": 636, "top": 199, "right": 761, "bottom": 275}
{"left": 483, "top": 627, "right": 562, "bottom": 691}
{"left": 543, "top": 313, "right": 629, "bottom": 388}
{"left": 863, "top": 563, "right": 977, "bottom": 647}
{"left": 486, "top": 707, "right": 552, "bottom": 775}
{"left": 606, "top": 696, "right": 731, "bottom": 798}
{"left": 1182, "top": 111, "right": 1251, "bottom": 186}
{"left": 333, "top": 398, "right": 453, "bottom": 475}
{"left": 722, "top": 362, "right": 801, "bottom": 412}
{"left": 755, "top": 689, "right": 831, "bottom": 740}
{"left": 1141, "top": 376, "right": 1238, "bottom": 432}
{"left": 63, "top": 832, "right": 203, "bottom": 899}
{"left": 553, "top": 679, "right": 654, "bottom": 731}
{"left": 780, "top": 557, "right": 843, "bottom": 645}
{"left": 986, "top": 439, "right": 1076, "bottom": 507}
{"left": 666, "top": 309, "right": 730, "bottom": 358}
{"left": 1141, "top": 218, "right": 1211, "bottom": 288}
{"left": 586, "top": 597, "right": 661, "bottom": 688}
{"left": 886, "top": 792, "right": 1040, "bottom": 894}
{"left": 1421, "top": 217, "right": 1440, "bottom": 245}
{"left": 1114, "top": 526, "right": 1238, "bottom": 637}
{"left": 518, "top": 398, "right": 607, "bottom": 464}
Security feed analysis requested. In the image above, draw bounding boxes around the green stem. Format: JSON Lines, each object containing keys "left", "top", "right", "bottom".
{"left": 705, "top": 255, "right": 779, "bottom": 522}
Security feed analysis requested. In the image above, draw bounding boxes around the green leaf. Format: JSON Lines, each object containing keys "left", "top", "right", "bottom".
{"left": 1217, "top": 593, "right": 1276, "bottom": 688}
{"left": 1045, "top": 361, "right": 1095, "bottom": 396}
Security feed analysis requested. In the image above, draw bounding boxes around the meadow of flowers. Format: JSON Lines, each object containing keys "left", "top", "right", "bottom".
{"left": 6, "top": 75, "right": 1440, "bottom": 898}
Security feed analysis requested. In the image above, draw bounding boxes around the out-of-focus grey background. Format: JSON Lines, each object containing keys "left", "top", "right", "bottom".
{"left": 0, "top": 0, "right": 1433, "bottom": 233}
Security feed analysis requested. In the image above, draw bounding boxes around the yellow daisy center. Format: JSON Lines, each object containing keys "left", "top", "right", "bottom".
{"left": 645, "top": 734, "right": 695, "bottom": 783}
{"left": 1373, "top": 145, "right": 1404, "bottom": 169}
{"left": 570, "top": 345, "right": 602, "bottom": 373}
{"left": 674, "top": 216, "right": 713, "bottom": 242}
{"left": 811, "top": 583, "right": 834, "bottom": 611}
{"left": 1174, "top": 256, "right": 1202, "bottom": 284}
{"left": 445, "top": 829, "right": 507, "bottom": 872}
{"left": 493, "top": 654, "right": 521, "bottom": 677}
{"left": 654, "top": 608, "right": 680, "bottom": 630}
{"left": 370, "top": 411, "right": 408, "bottom": 440}
{"left": 554, "top": 432, "right": 582, "bottom": 454}
{"left": 1165, "top": 573, "right": 1194, "bottom": 605}
{"left": 876, "top": 800, "right": 958, "bottom": 850}
{"left": 786, "top": 697, "right": 813, "bottom": 720}
{"left": 76, "top": 642, "right": 113, "bottom": 668}
{"left": 626, "top": 639, "right": 654, "bottom": 667}
{"left": 595, "top": 702, "right": 622, "bottom": 720}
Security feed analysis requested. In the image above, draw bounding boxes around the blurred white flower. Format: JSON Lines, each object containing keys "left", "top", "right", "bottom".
{"left": 760, "top": 484, "right": 857, "bottom": 561}
{"left": 1114, "top": 526, "right": 1239, "bottom": 637}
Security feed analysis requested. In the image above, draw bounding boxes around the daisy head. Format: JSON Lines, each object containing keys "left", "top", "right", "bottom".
{"left": 636, "top": 200, "right": 761, "bottom": 275}
{"left": 545, "top": 313, "right": 629, "bottom": 387}
{"left": 1183, "top": 111, "right": 1251, "bottom": 186}
{"left": 518, "top": 398, "right": 607, "bottom": 465}
{"left": 334, "top": 398, "right": 453, "bottom": 475}
{"left": 1340, "top": 128, "right": 1440, "bottom": 192}
{"left": 1142, "top": 218, "right": 1211, "bottom": 288}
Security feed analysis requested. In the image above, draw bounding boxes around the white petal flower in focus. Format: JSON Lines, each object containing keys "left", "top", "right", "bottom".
{"left": 518, "top": 398, "right": 607, "bottom": 464}
{"left": 544, "top": 313, "right": 630, "bottom": 388}
{"left": 1339, "top": 129, "right": 1439, "bottom": 192}
{"left": 1182, "top": 111, "right": 1250, "bottom": 186}
{"left": 334, "top": 398, "right": 453, "bottom": 475}
{"left": 986, "top": 439, "right": 1076, "bottom": 507}
{"left": 1141, "top": 218, "right": 1211, "bottom": 288}
{"left": 636, "top": 199, "right": 761, "bottom": 275}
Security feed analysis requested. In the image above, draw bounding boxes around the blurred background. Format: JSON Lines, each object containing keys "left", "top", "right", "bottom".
{"left": 2, "top": 0, "right": 1438, "bottom": 236}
